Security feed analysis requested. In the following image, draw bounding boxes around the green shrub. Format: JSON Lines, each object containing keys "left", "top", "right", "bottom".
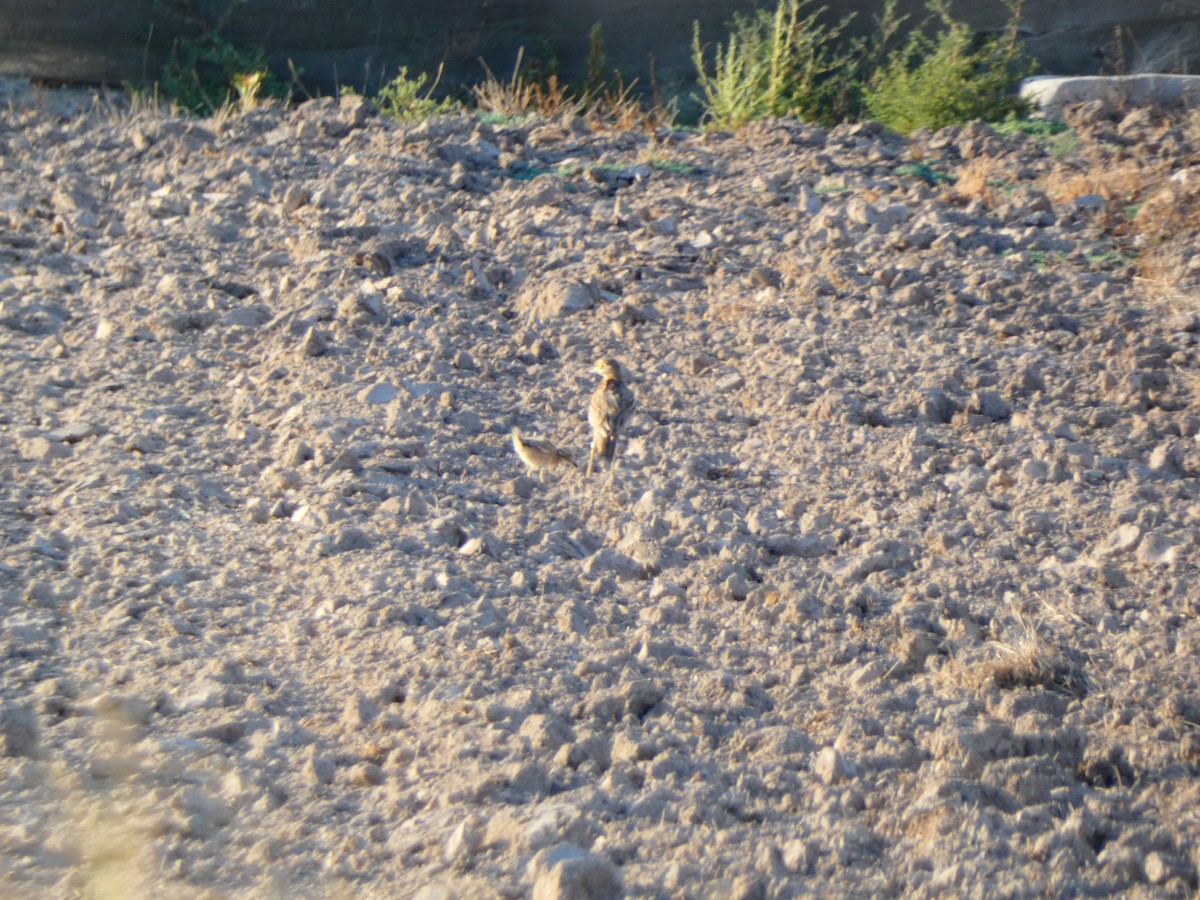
{"left": 377, "top": 66, "right": 460, "bottom": 122}
{"left": 156, "top": 0, "right": 290, "bottom": 114}
{"left": 864, "top": 0, "right": 1034, "bottom": 134}
{"left": 154, "top": 0, "right": 288, "bottom": 114}
{"left": 163, "top": 33, "right": 282, "bottom": 114}
{"left": 691, "top": 0, "right": 857, "bottom": 129}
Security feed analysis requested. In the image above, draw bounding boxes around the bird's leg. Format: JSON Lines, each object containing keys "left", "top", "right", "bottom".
{"left": 586, "top": 448, "right": 596, "bottom": 478}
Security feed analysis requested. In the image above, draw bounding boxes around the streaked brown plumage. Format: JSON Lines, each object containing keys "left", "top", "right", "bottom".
{"left": 587, "top": 358, "right": 635, "bottom": 477}
{"left": 512, "top": 427, "right": 575, "bottom": 482}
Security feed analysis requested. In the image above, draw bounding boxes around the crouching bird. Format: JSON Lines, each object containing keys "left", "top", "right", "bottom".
{"left": 512, "top": 427, "right": 575, "bottom": 482}
{"left": 587, "top": 357, "right": 635, "bottom": 477}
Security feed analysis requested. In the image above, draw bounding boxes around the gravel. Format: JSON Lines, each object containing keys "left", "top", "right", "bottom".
{"left": 2, "top": 78, "right": 1200, "bottom": 897}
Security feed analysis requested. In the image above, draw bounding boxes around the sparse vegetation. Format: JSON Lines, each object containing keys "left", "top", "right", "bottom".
{"left": 993, "top": 116, "right": 1080, "bottom": 158}
{"left": 587, "top": 75, "right": 678, "bottom": 132}
{"left": 155, "top": 0, "right": 290, "bottom": 114}
{"left": 691, "top": 0, "right": 858, "bottom": 129}
{"left": 689, "top": 0, "right": 1036, "bottom": 133}
{"left": 943, "top": 615, "right": 1088, "bottom": 697}
{"left": 376, "top": 66, "right": 460, "bottom": 122}
{"left": 1046, "top": 129, "right": 1080, "bottom": 159}
{"left": 991, "top": 116, "right": 1067, "bottom": 140}
{"left": 645, "top": 155, "right": 697, "bottom": 176}
{"left": 1086, "top": 244, "right": 1136, "bottom": 269}
{"left": 583, "top": 23, "right": 612, "bottom": 101}
{"left": 471, "top": 34, "right": 675, "bottom": 132}
{"left": 1126, "top": 171, "right": 1200, "bottom": 300}
{"left": 984, "top": 623, "right": 1087, "bottom": 696}
{"left": 143, "top": 0, "right": 1046, "bottom": 137}
{"left": 472, "top": 49, "right": 586, "bottom": 121}
{"left": 1041, "top": 158, "right": 1155, "bottom": 215}
{"left": 1008, "top": 103, "right": 1200, "bottom": 301}
{"left": 111, "top": 0, "right": 1200, "bottom": 322}
{"left": 864, "top": 0, "right": 1034, "bottom": 134}
{"left": 896, "top": 161, "right": 955, "bottom": 185}
{"left": 161, "top": 33, "right": 276, "bottom": 114}
{"left": 112, "top": 83, "right": 173, "bottom": 122}
{"left": 230, "top": 70, "right": 266, "bottom": 110}
{"left": 952, "top": 155, "right": 1017, "bottom": 205}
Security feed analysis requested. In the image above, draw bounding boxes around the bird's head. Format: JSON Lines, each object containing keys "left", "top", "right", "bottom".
{"left": 593, "top": 358, "right": 623, "bottom": 382}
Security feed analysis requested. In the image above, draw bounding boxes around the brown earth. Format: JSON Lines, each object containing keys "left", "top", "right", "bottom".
{"left": 2, "top": 79, "right": 1200, "bottom": 897}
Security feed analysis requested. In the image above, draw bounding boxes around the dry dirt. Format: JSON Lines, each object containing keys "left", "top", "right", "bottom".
{"left": 3, "top": 78, "right": 1200, "bottom": 898}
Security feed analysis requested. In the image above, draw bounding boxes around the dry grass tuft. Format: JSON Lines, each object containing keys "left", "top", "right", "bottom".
{"left": 473, "top": 52, "right": 673, "bottom": 132}
{"left": 978, "top": 640, "right": 1083, "bottom": 695}
{"left": 952, "top": 156, "right": 1015, "bottom": 206}
{"left": 472, "top": 49, "right": 586, "bottom": 120}
{"left": 99, "top": 85, "right": 175, "bottom": 125}
{"left": 948, "top": 615, "right": 1087, "bottom": 697}
{"left": 1128, "top": 170, "right": 1200, "bottom": 303}
{"left": 1136, "top": 247, "right": 1190, "bottom": 306}
{"left": 1031, "top": 124, "right": 1200, "bottom": 304}
{"left": 1040, "top": 159, "right": 1154, "bottom": 209}
{"left": 585, "top": 77, "right": 678, "bottom": 132}
{"left": 1133, "top": 176, "right": 1200, "bottom": 241}
{"left": 1184, "top": 105, "right": 1200, "bottom": 153}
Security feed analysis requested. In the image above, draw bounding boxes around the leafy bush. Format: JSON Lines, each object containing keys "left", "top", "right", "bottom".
{"left": 691, "top": 0, "right": 857, "bottom": 129}
{"left": 864, "top": 0, "right": 1034, "bottom": 134}
{"left": 156, "top": 0, "right": 289, "bottom": 114}
{"left": 163, "top": 33, "right": 281, "bottom": 113}
{"left": 377, "top": 66, "right": 460, "bottom": 122}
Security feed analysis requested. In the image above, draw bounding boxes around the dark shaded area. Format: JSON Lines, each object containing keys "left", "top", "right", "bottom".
{"left": 0, "top": 1, "right": 1198, "bottom": 99}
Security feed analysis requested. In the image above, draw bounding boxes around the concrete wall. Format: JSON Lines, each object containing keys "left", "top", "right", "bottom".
{"left": 1, "top": 1, "right": 1198, "bottom": 98}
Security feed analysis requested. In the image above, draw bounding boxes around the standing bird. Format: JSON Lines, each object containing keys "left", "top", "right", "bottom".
{"left": 512, "top": 427, "right": 575, "bottom": 482}
{"left": 587, "top": 357, "right": 636, "bottom": 477}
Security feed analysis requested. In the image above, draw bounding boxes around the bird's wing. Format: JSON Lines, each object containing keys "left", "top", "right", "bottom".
{"left": 589, "top": 386, "right": 618, "bottom": 433}
{"left": 525, "top": 434, "right": 558, "bottom": 454}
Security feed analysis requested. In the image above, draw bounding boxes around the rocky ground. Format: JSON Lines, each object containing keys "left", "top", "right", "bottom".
{"left": 3, "top": 78, "right": 1200, "bottom": 898}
